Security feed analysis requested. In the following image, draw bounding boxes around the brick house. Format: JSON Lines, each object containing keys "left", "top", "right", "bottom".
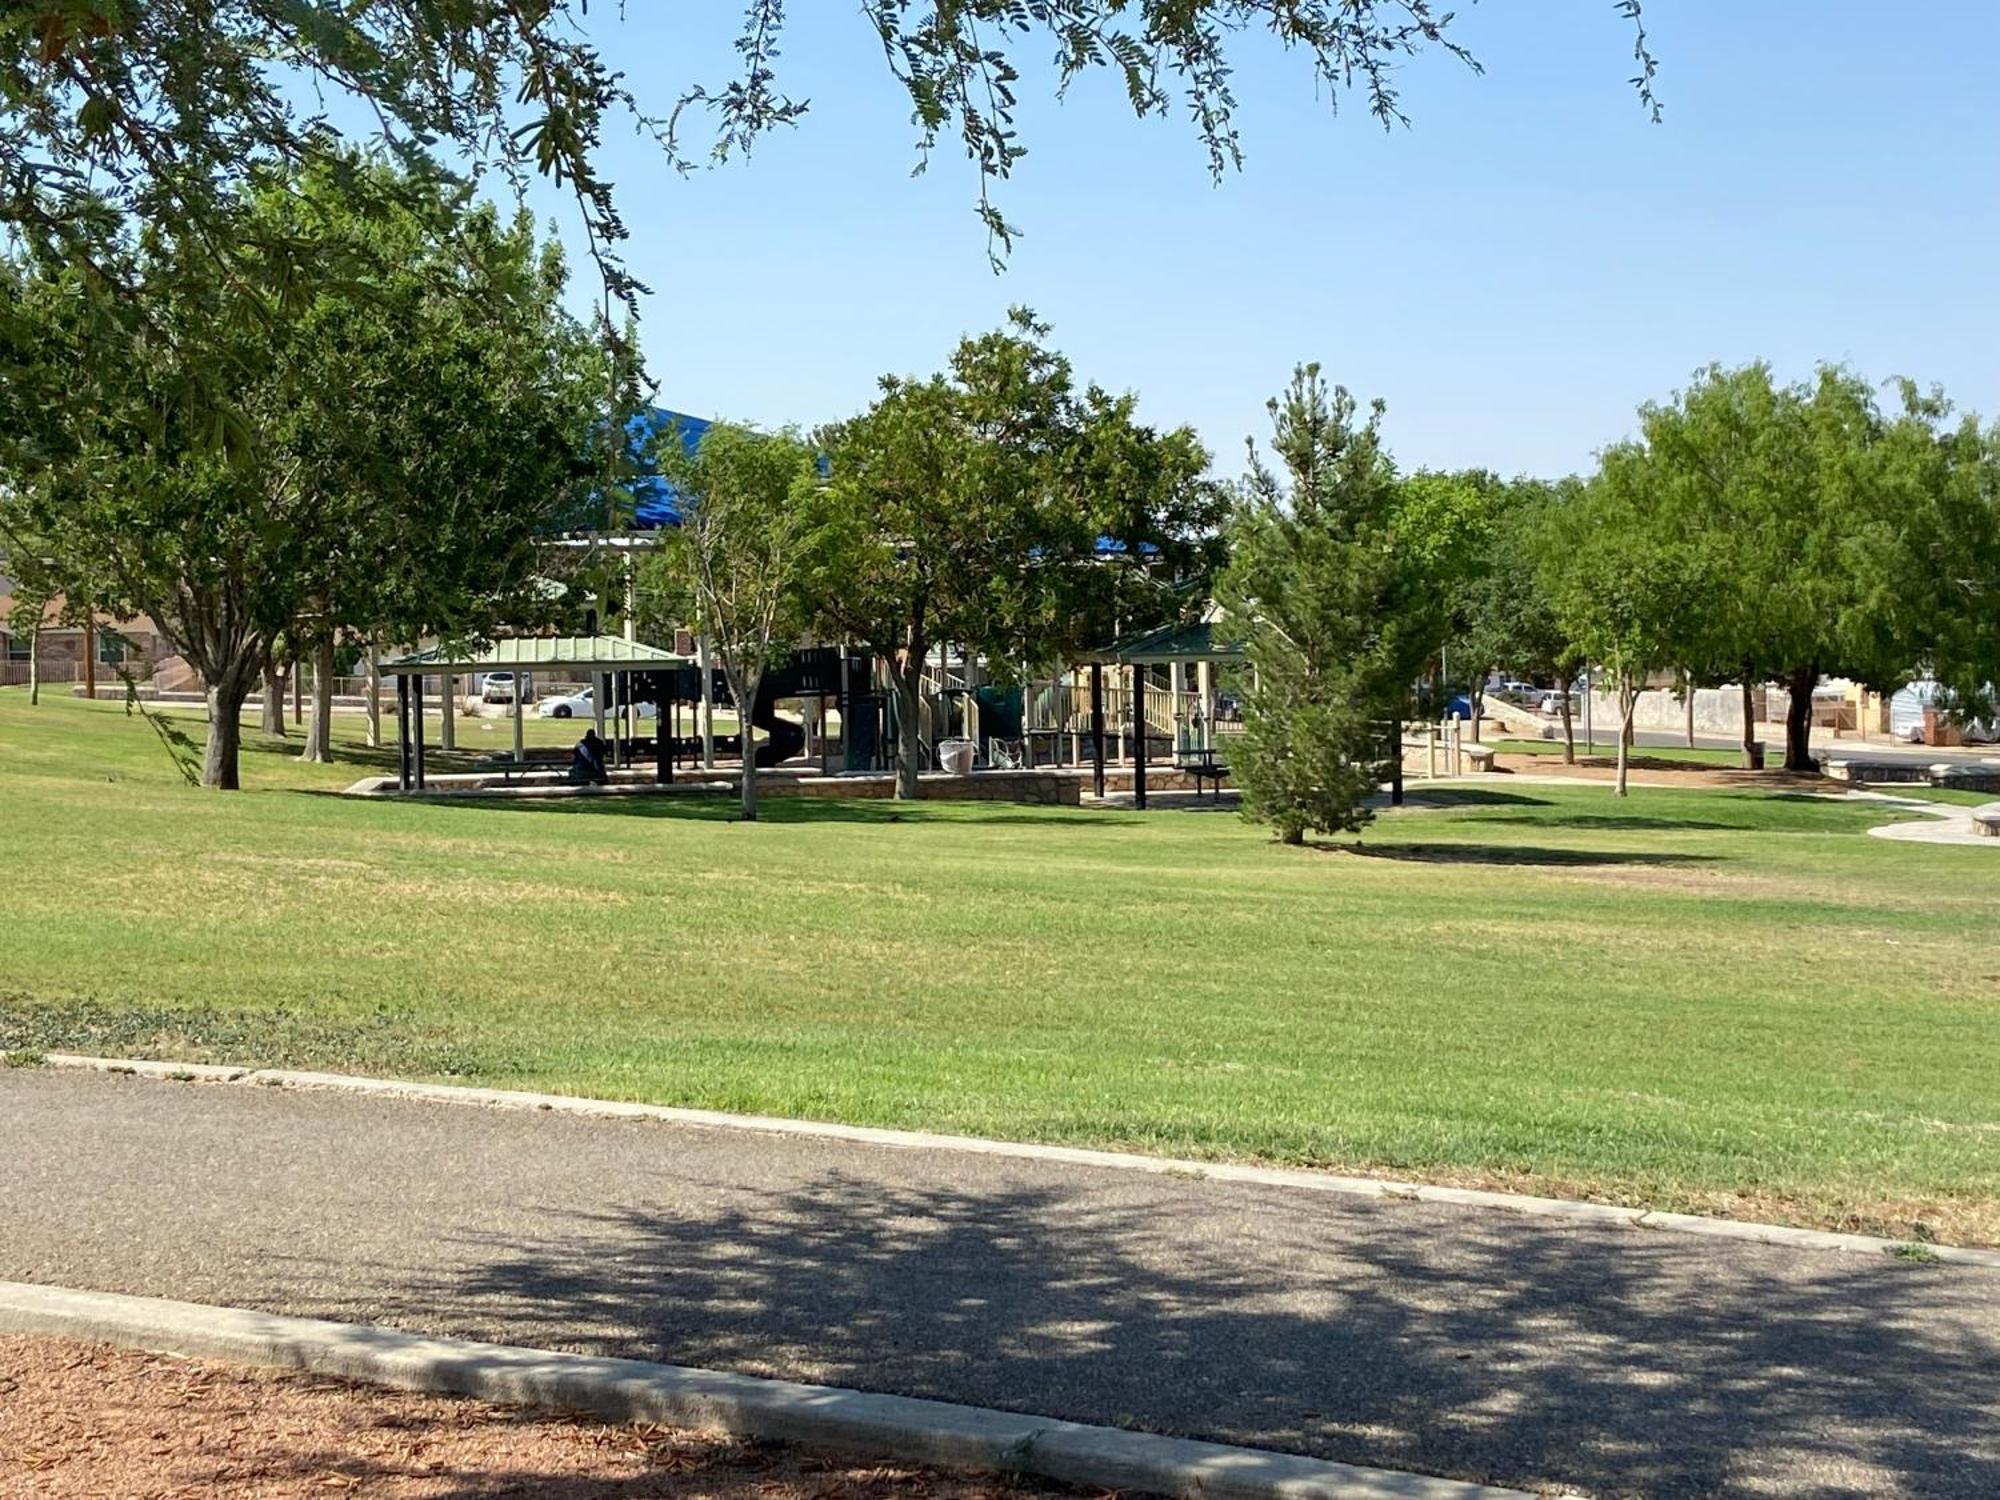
{"left": 0, "top": 587, "right": 176, "bottom": 690}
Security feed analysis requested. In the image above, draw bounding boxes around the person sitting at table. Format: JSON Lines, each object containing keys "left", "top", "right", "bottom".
{"left": 568, "top": 728, "right": 609, "bottom": 785}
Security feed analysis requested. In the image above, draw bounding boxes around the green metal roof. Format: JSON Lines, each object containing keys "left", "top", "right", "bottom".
{"left": 383, "top": 634, "right": 686, "bottom": 674}
{"left": 1093, "top": 619, "right": 1245, "bottom": 665}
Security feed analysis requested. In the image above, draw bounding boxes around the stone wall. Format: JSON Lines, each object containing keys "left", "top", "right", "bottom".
{"left": 1583, "top": 686, "right": 1766, "bottom": 735}
{"left": 769, "top": 770, "right": 1081, "bottom": 805}
{"left": 1822, "top": 759, "right": 2000, "bottom": 793}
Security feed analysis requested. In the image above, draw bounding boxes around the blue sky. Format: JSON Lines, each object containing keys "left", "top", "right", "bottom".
{"left": 494, "top": 2, "right": 1997, "bottom": 479}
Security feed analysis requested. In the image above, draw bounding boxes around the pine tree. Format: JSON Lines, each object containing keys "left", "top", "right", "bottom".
{"left": 1218, "top": 366, "right": 1417, "bottom": 844}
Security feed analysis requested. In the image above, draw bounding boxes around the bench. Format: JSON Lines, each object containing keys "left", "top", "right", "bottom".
{"left": 472, "top": 750, "right": 568, "bottom": 783}
{"left": 1175, "top": 748, "right": 1230, "bottom": 800}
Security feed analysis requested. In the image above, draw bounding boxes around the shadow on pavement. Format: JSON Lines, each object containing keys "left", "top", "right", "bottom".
{"left": 325, "top": 1173, "right": 1997, "bottom": 1500}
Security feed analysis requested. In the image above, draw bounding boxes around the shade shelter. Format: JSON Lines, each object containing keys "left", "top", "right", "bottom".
{"left": 1083, "top": 620, "right": 1245, "bottom": 808}
{"left": 382, "top": 635, "right": 687, "bottom": 790}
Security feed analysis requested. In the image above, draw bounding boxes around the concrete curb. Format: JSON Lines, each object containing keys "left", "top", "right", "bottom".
{"left": 36, "top": 1053, "right": 2000, "bottom": 1270}
{"left": 0, "top": 1281, "right": 1538, "bottom": 1500}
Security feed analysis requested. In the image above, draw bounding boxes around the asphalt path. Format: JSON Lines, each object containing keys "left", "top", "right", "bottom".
{"left": 4, "top": 1069, "right": 1995, "bottom": 1499}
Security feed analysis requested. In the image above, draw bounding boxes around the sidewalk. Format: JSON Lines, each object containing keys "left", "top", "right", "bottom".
{"left": 3, "top": 1069, "right": 1996, "bottom": 1498}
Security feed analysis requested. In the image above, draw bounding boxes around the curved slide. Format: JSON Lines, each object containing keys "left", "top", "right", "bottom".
{"left": 750, "top": 679, "right": 805, "bottom": 768}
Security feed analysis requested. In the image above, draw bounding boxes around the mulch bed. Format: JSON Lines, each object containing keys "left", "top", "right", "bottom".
{"left": 0, "top": 1335, "right": 1074, "bottom": 1499}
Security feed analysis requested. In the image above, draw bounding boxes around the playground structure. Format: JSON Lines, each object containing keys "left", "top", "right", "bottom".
{"left": 376, "top": 621, "right": 1261, "bottom": 806}
{"left": 370, "top": 407, "right": 1265, "bottom": 802}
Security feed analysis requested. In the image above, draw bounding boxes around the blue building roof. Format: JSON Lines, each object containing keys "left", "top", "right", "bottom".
{"left": 627, "top": 408, "right": 710, "bottom": 529}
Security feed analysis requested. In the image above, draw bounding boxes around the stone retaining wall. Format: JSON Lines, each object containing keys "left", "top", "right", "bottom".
{"left": 1823, "top": 760, "right": 2000, "bottom": 793}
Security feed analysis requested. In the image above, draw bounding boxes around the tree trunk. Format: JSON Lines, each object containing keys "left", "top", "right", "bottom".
{"left": 364, "top": 638, "right": 382, "bottom": 750}
{"left": 439, "top": 672, "right": 457, "bottom": 752}
{"left": 1784, "top": 664, "right": 1818, "bottom": 772}
{"left": 26, "top": 621, "right": 40, "bottom": 706}
{"left": 1683, "top": 671, "right": 1696, "bottom": 748}
{"left": 889, "top": 665, "right": 924, "bottom": 800}
{"left": 260, "top": 655, "right": 286, "bottom": 736}
{"left": 1740, "top": 679, "right": 1757, "bottom": 770}
{"left": 1558, "top": 683, "right": 1575, "bottom": 764}
{"left": 203, "top": 667, "right": 255, "bottom": 789}
{"left": 721, "top": 660, "right": 763, "bottom": 821}
{"left": 1614, "top": 672, "right": 1639, "bottom": 797}
{"left": 300, "top": 632, "right": 335, "bottom": 763}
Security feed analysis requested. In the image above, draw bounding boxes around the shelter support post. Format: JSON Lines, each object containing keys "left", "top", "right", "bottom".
{"left": 440, "top": 674, "right": 456, "bottom": 751}
{"left": 1131, "top": 662, "right": 1147, "bottom": 810}
{"left": 1390, "top": 717, "right": 1404, "bottom": 806}
{"left": 698, "top": 636, "right": 715, "bottom": 769}
{"left": 396, "top": 675, "right": 411, "bottom": 791}
{"left": 1090, "top": 663, "right": 1105, "bottom": 800}
{"left": 512, "top": 680, "right": 525, "bottom": 764}
{"left": 412, "top": 672, "right": 426, "bottom": 790}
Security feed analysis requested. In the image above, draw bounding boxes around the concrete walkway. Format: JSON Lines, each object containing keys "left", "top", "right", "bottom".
{"left": 1850, "top": 790, "right": 2000, "bottom": 846}
{"left": 4, "top": 1069, "right": 1996, "bottom": 1499}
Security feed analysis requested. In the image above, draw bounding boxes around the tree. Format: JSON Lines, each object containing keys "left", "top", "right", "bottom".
{"left": 0, "top": 160, "right": 600, "bottom": 787}
{"left": 0, "top": 518, "right": 94, "bottom": 707}
{"left": 1217, "top": 366, "right": 1427, "bottom": 844}
{"left": 807, "top": 312, "right": 1219, "bottom": 799}
{"left": 1539, "top": 457, "right": 1710, "bottom": 796}
{"left": 1447, "top": 478, "right": 1587, "bottom": 760}
{"left": 1, "top": 3, "right": 1658, "bottom": 307}
{"left": 1596, "top": 363, "right": 2000, "bottom": 772}
{"left": 646, "top": 422, "right": 824, "bottom": 822}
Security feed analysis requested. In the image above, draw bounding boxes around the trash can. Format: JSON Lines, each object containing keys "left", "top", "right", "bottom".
{"left": 938, "top": 737, "right": 976, "bottom": 775}
{"left": 1746, "top": 740, "right": 1765, "bottom": 770}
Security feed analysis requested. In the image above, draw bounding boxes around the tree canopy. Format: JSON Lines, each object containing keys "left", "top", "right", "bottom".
{"left": 807, "top": 310, "right": 1222, "bottom": 798}
{"left": 0, "top": 157, "right": 601, "bottom": 786}
{"left": 1218, "top": 365, "right": 1429, "bottom": 842}
{"left": 645, "top": 420, "right": 826, "bottom": 821}
{"left": 2, "top": 1, "right": 1659, "bottom": 297}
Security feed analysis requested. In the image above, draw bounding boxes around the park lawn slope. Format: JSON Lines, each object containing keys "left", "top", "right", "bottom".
{"left": 2, "top": 690, "right": 1997, "bottom": 1244}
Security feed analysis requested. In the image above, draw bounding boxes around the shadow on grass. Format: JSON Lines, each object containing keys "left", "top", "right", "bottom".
{"left": 303, "top": 1173, "right": 1999, "bottom": 1500}
{"left": 1392, "top": 788, "right": 1557, "bottom": 808}
{"left": 1476, "top": 812, "right": 1746, "bottom": 833}
{"left": 1328, "top": 842, "right": 1718, "bottom": 867}
{"left": 363, "top": 789, "right": 1107, "bottom": 830}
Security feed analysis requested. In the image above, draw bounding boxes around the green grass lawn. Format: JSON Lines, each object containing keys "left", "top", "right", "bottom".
{"left": 4, "top": 689, "right": 1998, "bottom": 1244}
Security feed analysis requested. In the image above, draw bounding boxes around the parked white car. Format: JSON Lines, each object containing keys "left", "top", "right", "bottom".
{"left": 478, "top": 671, "right": 519, "bottom": 704}
{"left": 536, "top": 686, "right": 656, "bottom": 720}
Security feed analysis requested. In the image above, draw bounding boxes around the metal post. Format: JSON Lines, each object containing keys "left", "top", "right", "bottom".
{"left": 396, "top": 675, "right": 412, "bottom": 790}
{"left": 1090, "top": 662, "right": 1106, "bottom": 800}
{"left": 1390, "top": 718, "right": 1404, "bottom": 806}
{"left": 657, "top": 676, "right": 671, "bottom": 783}
{"left": 1132, "top": 663, "right": 1150, "bottom": 807}
{"left": 412, "top": 671, "right": 427, "bottom": 790}
{"left": 698, "top": 636, "right": 716, "bottom": 769}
